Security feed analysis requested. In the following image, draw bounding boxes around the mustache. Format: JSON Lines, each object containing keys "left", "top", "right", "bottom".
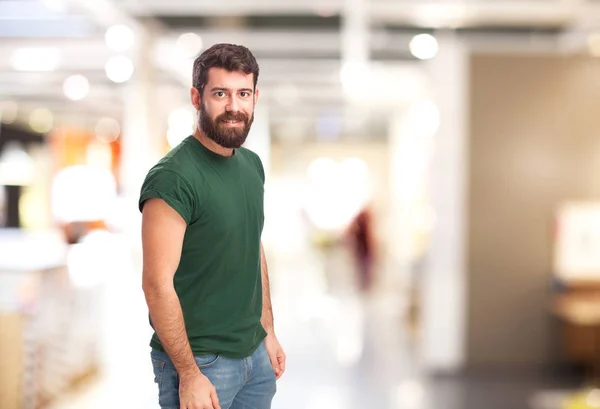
{"left": 217, "top": 112, "right": 248, "bottom": 123}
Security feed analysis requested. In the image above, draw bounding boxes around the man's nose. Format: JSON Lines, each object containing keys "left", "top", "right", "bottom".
{"left": 226, "top": 96, "right": 240, "bottom": 112}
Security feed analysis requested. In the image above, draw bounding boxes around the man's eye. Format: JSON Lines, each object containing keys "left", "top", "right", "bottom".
{"left": 215, "top": 92, "right": 225, "bottom": 97}
{"left": 240, "top": 92, "right": 249, "bottom": 97}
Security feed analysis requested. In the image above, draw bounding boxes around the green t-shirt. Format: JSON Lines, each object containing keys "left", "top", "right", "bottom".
{"left": 138, "top": 135, "right": 266, "bottom": 359}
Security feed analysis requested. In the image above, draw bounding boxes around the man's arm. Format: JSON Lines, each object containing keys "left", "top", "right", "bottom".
{"left": 141, "top": 197, "right": 198, "bottom": 377}
{"left": 260, "top": 242, "right": 274, "bottom": 334}
{"left": 260, "top": 242, "right": 286, "bottom": 379}
{"left": 142, "top": 198, "right": 220, "bottom": 409}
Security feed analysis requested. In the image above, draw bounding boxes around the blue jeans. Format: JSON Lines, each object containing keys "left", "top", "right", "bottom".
{"left": 150, "top": 341, "right": 276, "bottom": 409}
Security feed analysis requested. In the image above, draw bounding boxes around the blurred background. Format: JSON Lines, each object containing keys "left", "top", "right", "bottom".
{"left": 3, "top": 0, "right": 600, "bottom": 408}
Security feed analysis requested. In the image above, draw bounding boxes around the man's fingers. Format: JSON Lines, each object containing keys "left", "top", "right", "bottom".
{"left": 278, "top": 354, "right": 286, "bottom": 373}
{"left": 268, "top": 351, "right": 280, "bottom": 374}
{"left": 274, "top": 354, "right": 286, "bottom": 379}
{"left": 210, "top": 387, "right": 221, "bottom": 409}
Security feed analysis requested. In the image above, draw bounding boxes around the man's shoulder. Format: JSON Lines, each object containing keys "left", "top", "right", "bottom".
{"left": 138, "top": 145, "right": 199, "bottom": 217}
{"left": 147, "top": 140, "right": 202, "bottom": 179}
{"left": 238, "top": 146, "right": 263, "bottom": 168}
{"left": 238, "top": 147, "right": 265, "bottom": 182}
{"left": 141, "top": 157, "right": 196, "bottom": 198}
{"left": 238, "top": 146, "right": 259, "bottom": 158}
{"left": 143, "top": 159, "right": 184, "bottom": 186}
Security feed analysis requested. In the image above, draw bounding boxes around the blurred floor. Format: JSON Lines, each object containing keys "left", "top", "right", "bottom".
{"left": 48, "top": 243, "right": 581, "bottom": 409}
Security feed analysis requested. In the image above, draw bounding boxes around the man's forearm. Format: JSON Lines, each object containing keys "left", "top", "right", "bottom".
{"left": 144, "top": 281, "right": 198, "bottom": 377}
{"left": 260, "top": 243, "right": 274, "bottom": 334}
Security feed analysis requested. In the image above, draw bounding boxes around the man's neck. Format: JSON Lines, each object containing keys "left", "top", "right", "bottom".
{"left": 193, "top": 129, "right": 234, "bottom": 157}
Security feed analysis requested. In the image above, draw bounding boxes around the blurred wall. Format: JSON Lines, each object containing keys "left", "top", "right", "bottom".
{"left": 467, "top": 54, "right": 600, "bottom": 369}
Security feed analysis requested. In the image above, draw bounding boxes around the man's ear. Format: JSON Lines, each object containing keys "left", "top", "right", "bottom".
{"left": 254, "top": 88, "right": 260, "bottom": 105}
{"left": 190, "top": 87, "right": 201, "bottom": 110}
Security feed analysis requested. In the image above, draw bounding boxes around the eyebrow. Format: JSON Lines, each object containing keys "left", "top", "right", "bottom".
{"left": 210, "top": 87, "right": 254, "bottom": 93}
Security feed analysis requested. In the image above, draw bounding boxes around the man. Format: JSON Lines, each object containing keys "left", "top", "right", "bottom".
{"left": 139, "top": 43, "right": 285, "bottom": 409}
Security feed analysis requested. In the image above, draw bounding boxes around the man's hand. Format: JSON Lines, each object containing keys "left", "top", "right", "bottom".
{"left": 179, "top": 370, "right": 221, "bottom": 409}
{"left": 264, "top": 333, "right": 286, "bottom": 380}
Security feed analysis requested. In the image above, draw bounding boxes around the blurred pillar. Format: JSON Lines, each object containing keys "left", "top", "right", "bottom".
{"left": 341, "top": 0, "right": 369, "bottom": 65}
{"left": 388, "top": 108, "right": 424, "bottom": 275}
{"left": 341, "top": 0, "right": 370, "bottom": 120}
{"left": 420, "top": 30, "right": 469, "bottom": 373}
{"left": 118, "top": 26, "right": 164, "bottom": 259}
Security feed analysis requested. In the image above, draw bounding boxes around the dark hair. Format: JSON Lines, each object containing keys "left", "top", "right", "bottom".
{"left": 192, "top": 43, "right": 259, "bottom": 92}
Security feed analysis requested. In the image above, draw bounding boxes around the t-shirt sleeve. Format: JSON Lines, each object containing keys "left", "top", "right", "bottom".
{"left": 138, "top": 168, "right": 195, "bottom": 224}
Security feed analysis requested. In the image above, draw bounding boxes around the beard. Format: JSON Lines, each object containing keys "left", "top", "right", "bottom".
{"left": 199, "top": 103, "right": 254, "bottom": 149}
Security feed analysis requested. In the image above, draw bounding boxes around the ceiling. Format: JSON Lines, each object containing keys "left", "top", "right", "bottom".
{"left": 0, "top": 0, "right": 598, "bottom": 142}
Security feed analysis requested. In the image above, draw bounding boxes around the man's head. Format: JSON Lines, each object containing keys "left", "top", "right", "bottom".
{"left": 190, "top": 43, "right": 259, "bottom": 149}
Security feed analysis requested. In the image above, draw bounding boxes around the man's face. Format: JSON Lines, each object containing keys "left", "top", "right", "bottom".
{"left": 193, "top": 67, "right": 258, "bottom": 149}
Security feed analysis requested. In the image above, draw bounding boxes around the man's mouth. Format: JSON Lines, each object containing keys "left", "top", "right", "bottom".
{"left": 222, "top": 119, "right": 243, "bottom": 126}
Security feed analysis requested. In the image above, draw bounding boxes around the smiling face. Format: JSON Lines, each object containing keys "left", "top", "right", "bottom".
{"left": 191, "top": 67, "right": 259, "bottom": 149}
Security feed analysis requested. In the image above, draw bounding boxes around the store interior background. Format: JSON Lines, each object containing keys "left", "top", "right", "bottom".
{"left": 3, "top": 1, "right": 600, "bottom": 408}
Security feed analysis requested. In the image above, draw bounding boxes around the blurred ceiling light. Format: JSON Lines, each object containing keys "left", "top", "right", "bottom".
{"left": 105, "top": 55, "right": 134, "bottom": 83}
{"left": 63, "top": 74, "right": 89, "bottom": 101}
{"left": 408, "top": 99, "right": 440, "bottom": 137}
{"left": 95, "top": 117, "right": 121, "bottom": 143}
{"left": 307, "top": 157, "right": 338, "bottom": 183}
{"left": 167, "top": 107, "right": 194, "bottom": 148}
{"left": 588, "top": 33, "right": 600, "bottom": 57}
{"left": 0, "top": 141, "right": 35, "bottom": 186}
{"left": 0, "top": 101, "right": 18, "bottom": 124}
{"left": 51, "top": 165, "right": 117, "bottom": 224}
{"left": 409, "top": 34, "right": 439, "bottom": 60}
{"left": 176, "top": 33, "right": 203, "bottom": 58}
{"left": 340, "top": 157, "right": 368, "bottom": 182}
{"left": 105, "top": 24, "right": 135, "bottom": 52}
{"left": 10, "top": 48, "right": 60, "bottom": 72}
{"left": 29, "top": 108, "right": 54, "bottom": 133}
{"left": 167, "top": 128, "right": 187, "bottom": 148}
